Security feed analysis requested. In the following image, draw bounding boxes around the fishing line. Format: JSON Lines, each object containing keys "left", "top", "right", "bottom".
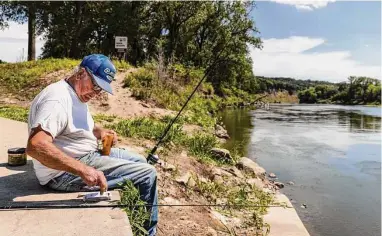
{"left": 0, "top": 203, "right": 291, "bottom": 211}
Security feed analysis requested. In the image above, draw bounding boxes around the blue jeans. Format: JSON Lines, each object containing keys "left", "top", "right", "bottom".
{"left": 46, "top": 148, "right": 158, "bottom": 236}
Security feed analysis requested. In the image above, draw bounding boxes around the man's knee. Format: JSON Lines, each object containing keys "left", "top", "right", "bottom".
{"left": 139, "top": 164, "right": 157, "bottom": 188}
{"left": 128, "top": 162, "right": 157, "bottom": 185}
{"left": 136, "top": 155, "right": 147, "bottom": 163}
{"left": 114, "top": 147, "right": 147, "bottom": 163}
{"left": 145, "top": 164, "right": 157, "bottom": 180}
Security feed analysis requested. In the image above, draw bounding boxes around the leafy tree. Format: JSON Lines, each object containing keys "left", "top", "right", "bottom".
{"left": 298, "top": 87, "right": 317, "bottom": 103}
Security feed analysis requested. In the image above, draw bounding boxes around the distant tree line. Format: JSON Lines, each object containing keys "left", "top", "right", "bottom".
{"left": 301, "top": 76, "right": 381, "bottom": 105}
{"left": 254, "top": 76, "right": 381, "bottom": 105}
{"left": 253, "top": 76, "right": 334, "bottom": 95}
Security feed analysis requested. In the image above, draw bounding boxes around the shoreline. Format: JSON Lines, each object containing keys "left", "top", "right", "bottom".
{"left": 218, "top": 106, "right": 311, "bottom": 235}
{"left": 251, "top": 159, "right": 310, "bottom": 236}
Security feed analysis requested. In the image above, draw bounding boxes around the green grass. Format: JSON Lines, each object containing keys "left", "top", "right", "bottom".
{"left": 119, "top": 180, "right": 151, "bottom": 236}
{"left": 93, "top": 113, "right": 118, "bottom": 123}
{"left": 112, "top": 60, "right": 132, "bottom": 71}
{"left": 183, "top": 96, "right": 218, "bottom": 127}
{"left": 194, "top": 175, "right": 273, "bottom": 234}
{"left": 106, "top": 117, "right": 184, "bottom": 145}
{"left": 0, "top": 105, "right": 29, "bottom": 122}
{"left": 123, "top": 68, "right": 156, "bottom": 101}
{"left": 0, "top": 58, "right": 80, "bottom": 99}
{"left": 0, "top": 58, "right": 131, "bottom": 100}
{"left": 182, "top": 132, "right": 220, "bottom": 163}
{"left": 184, "top": 132, "right": 218, "bottom": 157}
{"left": 195, "top": 177, "right": 273, "bottom": 212}
{"left": 194, "top": 175, "right": 226, "bottom": 197}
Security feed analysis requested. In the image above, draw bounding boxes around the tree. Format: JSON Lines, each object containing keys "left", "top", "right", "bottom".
{"left": 0, "top": 2, "right": 48, "bottom": 61}
{"left": 298, "top": 87, "right": 317, "bottom": 103}
{"left": 40, "top": 1, "right": 107, "bottom": 58}
{"left": 195, "top": 2, "right": 262, "bottom": 93}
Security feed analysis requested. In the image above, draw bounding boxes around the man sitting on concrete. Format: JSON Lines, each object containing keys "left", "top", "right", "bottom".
{"left": 26, "top": 54, "right": 158, "bottom": 235}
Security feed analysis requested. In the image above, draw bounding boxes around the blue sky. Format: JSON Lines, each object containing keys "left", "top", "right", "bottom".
{"left": 0, "top": 1, "right": 381, "bottom": 82}
{"left": 249, "top": 0, "right": 381, "bottom": 82}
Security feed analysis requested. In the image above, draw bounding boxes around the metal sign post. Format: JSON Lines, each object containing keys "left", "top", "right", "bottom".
{"left": 115, "top": 36, "right": 127, "bottom": 61}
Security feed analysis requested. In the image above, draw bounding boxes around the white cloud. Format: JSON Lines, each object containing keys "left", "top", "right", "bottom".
{"left": 262, "top": 36, "right": 325, "bottom": 53}
{"left": 270, "top": 0, "right": 336, "bottom": 11}
{"left": 295, "top": 4, "right": 314, "bottom": 11}
{"left": 249, "top": 36, "right": 381, "bottom": 82}
{"left": 0, "top": 22, "right": 45, "bottom": 62}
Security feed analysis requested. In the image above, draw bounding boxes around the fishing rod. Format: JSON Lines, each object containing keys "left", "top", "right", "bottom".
{"left": 146, "top": 43, "right": 226, "bottom": 165}
{"left": 0, "top": 203, "right": 291, "bottom": 211}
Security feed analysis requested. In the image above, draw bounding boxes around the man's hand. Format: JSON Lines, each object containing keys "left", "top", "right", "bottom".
{"left": 93, "top": 125, "right": 118, "bottom": 146}
{"left": 79, "top": 166, "right": 108, "bottom": 193}
{"left": 100, "top": 129, "right": 118, "bottom": 146}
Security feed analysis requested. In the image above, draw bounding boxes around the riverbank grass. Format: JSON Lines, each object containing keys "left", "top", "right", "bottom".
{"left": 119, "top": 180, "right": 151, "bottom": 236}
{"left": 0, "top": 105, "right": 29, "bottom": 122}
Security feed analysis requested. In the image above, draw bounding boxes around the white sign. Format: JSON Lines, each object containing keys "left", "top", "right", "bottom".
{"left": 115, "top": 36, "right": 127, "bottom": 49}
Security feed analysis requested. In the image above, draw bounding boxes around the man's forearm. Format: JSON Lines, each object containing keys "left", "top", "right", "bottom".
{"left": 26, "top": 139, "right": 86, "bottom": 176}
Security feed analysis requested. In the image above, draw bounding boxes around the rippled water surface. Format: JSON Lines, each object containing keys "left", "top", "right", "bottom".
{"left": 220, "top": 105, "right": 381, "bottom": 236}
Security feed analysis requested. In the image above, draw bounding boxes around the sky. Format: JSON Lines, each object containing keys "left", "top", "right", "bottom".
{"left": 250, "top": 0, "right": 381, "bottom": 82}
{"left": 0, "top": 0, "right": 381, "bottom": 83}
{"left": 0, "top": 22, "right": 44, "bottom": 62}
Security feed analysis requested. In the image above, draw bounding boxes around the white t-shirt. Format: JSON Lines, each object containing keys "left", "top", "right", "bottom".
{"left": 28, "top": 80, "right": 98, "bottom": 185}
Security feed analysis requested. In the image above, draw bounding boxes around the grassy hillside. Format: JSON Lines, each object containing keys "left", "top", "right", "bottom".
{"left": 0, "top": 59, "right": 80, "bottom": 100}
{"left": 0, "top": 58, "right": 131, "bottom": 101}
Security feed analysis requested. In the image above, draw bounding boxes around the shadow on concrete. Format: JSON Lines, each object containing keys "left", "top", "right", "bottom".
{"left": 0, "top": 160, "right": 95, "bottom": 208}
{"left": 0, "top": 160, "right": 47, "bottom": 203}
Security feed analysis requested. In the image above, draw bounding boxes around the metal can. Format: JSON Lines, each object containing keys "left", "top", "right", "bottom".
{"left": 8, "top": 147, "right": 27, "bottom": 166}
{"left": 101, "top": 133, "right": 113, "bottom": 156}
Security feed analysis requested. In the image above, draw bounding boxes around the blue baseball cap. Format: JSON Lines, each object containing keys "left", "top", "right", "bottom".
{"left": 80, "top": 54, "right": 116, "bottom": 95}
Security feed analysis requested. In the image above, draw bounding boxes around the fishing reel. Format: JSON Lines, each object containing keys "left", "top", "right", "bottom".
{"left": 147, "top": 153, "right": 159, "bottom": 165}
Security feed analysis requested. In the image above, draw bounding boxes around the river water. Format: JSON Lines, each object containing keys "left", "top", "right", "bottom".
{"left": 219, "top": 104, "right": 381, "bottom": 236}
